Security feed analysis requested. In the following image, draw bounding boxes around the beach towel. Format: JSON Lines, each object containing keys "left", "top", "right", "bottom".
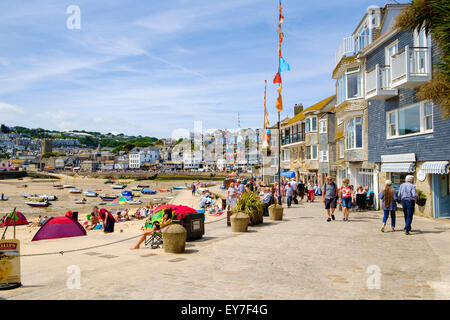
{"left": 94, "top": 222, "right": 103, "bottom": 230}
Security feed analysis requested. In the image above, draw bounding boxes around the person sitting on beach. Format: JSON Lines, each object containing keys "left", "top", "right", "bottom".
{"left": 130, "top": 208, "right": 173, "bottom": 250}
{"left": 93, "top": 206, "right": 115, "bottom": 233}
{"left": 86, "top": 213, "right": 99, "bottom": 230}
{"left": 40, "top": 216, "right": 48, "bottom": 226}
{"left": 30, "top": 215, "right": 42, "bottom": 227}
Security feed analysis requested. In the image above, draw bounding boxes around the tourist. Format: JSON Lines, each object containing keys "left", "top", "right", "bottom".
{"left": 285, "top": 182, "right": 293, "bottom": 208}
{"left": 307, "top": 181, "right": 315, "bottom": 202}
{"left": 191, "top": 183, "right": 196, "bottom": 196}
{"left": 93, "top": 206, "right": 115, "bottom": 233}
{"left": 130, "top": 208, "right": 173, "bottom": 250}
{"left": 297, "top": 180, "right": 305, "bottom": 202}
{"left": 339, "top": 178, "right": 353, "bottom": 221}
{"left": 379, "top": 180, "right": 398, "bottom": 232}
{"left": 398, "top": 175, "right": 417, "bottom": 235}
{"left": 30, "top": 215, "right": 42, "bottom": 227}
{"left": 322, "top": 176, "right": 338, "bottom": 222}
{"left": 226, "top": 182, "right": 238, "bottom": 210}
{"left": 355, "top": 186, "right": 366, "bottom": 210}
{"left": 261, "top": 187, "right": 272, "bottom": 216}
{"left": 237, "top": 180, "right": 245, "bottom": 196}
{"left": 86, "top": 212, "right": 99, "bottom": 230}
{"left": 365, "top": 186, "right": 374, "bottom": 208}
{"left": 290, "top": 178, "right": 298, "bottom": 204}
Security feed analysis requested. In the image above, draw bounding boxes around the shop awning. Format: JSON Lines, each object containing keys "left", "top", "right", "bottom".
{"left": 421, "top": 161, "right": 449, "bottom": 174}
{"left": 381, "top": 162, "right": 415, "bottom": 173}
{"left": 281, "top": 171, "right": 296, "bottom": 178}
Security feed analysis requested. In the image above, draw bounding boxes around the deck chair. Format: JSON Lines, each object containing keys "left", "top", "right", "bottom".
{"left": 143, "top": 211, "right": 173, "bottom": 249}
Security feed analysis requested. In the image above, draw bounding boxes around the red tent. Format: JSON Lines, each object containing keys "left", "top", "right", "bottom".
{"left": 1, "top": 211, "right": 29, "bottom": 226}
{"left": 32, "top": 216, "right": 86, "bottom": 241}
{"left": 151, "top": 204, "right": 197, "bottom": 221}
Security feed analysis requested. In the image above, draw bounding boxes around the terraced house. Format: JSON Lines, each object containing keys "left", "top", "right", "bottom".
{"left": 359, "top": 4, "right": 450, "bottom": 218}
{"left": 281, "top": 96, "right": 336, "bottom": 186}
{"left": 332, "top": 5, "right": 382, "bottom": 193}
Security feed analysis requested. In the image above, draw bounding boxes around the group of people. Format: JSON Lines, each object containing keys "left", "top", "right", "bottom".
{"left": 321, "top": 175, "right": 418, "bottom": 235}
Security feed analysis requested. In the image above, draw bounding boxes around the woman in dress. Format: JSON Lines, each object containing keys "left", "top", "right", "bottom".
{"left": 379, "top": 180, "right": 398, "bottom": 232}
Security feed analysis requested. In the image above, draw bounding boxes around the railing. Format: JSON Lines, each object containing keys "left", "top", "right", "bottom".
{"left": 365, "top": 66, "right": 377, "bottom": 95}
{"left": 335, "top": 34, "right": 370, "bottom": 65}
{"left": 391, "top": 46, "right": 430, "bottom": 84}
{"left": 380, "top": 66, "right": 392, "bottom": 90}
{"left": 366, "top": 64, "right": 394, "bottom": 97}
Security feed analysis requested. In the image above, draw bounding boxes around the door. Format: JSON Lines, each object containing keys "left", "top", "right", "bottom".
{"left": 433, "top": 174, "right": 450, "bottom": 218}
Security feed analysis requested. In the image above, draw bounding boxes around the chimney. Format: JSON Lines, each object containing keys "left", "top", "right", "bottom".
{"left": 294, "top": 104, "right": 303, "bottom": 115}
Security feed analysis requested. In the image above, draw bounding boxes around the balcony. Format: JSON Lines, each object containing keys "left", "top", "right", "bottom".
{"left": 365, "top": 64, "right": 398, "bottom": 100}
{"left": 335, "top": 34, "right": 370, "bottom": 66}
{"left": 391, "top": 46, "right": 432, "bottom": 89}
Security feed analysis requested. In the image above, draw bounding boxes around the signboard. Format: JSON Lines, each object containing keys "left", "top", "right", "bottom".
{"left": 0, "top": 240, "right": 21, "bottom": 287}
{"left": 381, "top": 153, "right": 416, "bottom": 163}
{"left": 417, "top": 170, "right": 427, "bottom": 182}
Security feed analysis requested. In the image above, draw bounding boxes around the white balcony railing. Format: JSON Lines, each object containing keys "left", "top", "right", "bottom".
{"left": 335, "top": 34, "right": 370, "bottom": 66}
{"left": 391, "top": 46, "right": 431, "bottom": 88}
{"left": 365, "top": 64, "right": 398, "bottom": 100}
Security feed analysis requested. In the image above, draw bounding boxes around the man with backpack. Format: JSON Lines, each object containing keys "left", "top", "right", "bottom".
{"left": 322, "top": 176, "right": 338, "bottom": 222}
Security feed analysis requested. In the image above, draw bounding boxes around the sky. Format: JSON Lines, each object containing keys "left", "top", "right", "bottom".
{"left": 0, "top": 0, "right": 406, "bottom": 138}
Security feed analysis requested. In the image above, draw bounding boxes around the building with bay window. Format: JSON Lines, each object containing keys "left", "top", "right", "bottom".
{"left": 360, "top": 4, "right": 450, "bottom": 218}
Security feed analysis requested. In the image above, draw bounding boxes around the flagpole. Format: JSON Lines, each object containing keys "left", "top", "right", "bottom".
{"left": 278, "top": 110, "right": 281, "bottom": 205}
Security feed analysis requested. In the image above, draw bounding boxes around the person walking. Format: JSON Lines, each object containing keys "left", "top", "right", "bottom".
{"left": 339, "top": 178, "right": 353, "bottom": 221}
{"left": 227, "top": 182, "right": 238, "bottom": 211}
{"left": 297, "top": 180, "right": 305, "bottom": 202}
{"left": 379, "top": 180, "right": 398, "bottom": 232}
{"left": 322, "top": 176, "right": 338, "bottom": 222}
{"left": 191, "top": 182, "right": 196, "bottom": 196}
{"left": 285, "top": 182, "right": 293, "bottom": 208}
{"left": 307, "top": 181, "right": 315, "bottom": 202}
{"left": 398, "top": 175, "right": 417, "bottom": 235}
{"left": 290, "top": 178, "right": 298, "bottom": 204}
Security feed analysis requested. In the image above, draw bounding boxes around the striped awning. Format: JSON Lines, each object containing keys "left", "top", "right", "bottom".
{"left": 381, "top": 162, "right": 415, "bottom": 173}
{"left": 421, "top": 161, "right": 449, "bottom": 174}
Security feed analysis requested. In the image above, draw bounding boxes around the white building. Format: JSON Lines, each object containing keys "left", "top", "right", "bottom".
{"left": 128, "top": 147, "right": 160, "bottom": 169}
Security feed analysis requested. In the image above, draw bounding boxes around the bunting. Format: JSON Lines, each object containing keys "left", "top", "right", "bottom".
{"left": 273, "top": 0, "right": 289, "bottom": 113}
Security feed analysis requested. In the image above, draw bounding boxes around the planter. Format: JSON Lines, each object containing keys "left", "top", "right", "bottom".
{"left": 416, "top": 198, "right": 427, "bottom": 207}
{"left": 230, "top": 212, "right": 250, "bottom": 232}
{"left": 181, "top": 213, "right": 205, "bottom": 242}
{"left": 268, "top": 204, "right": 283, "bottom": 221}
{"left": 162, "top": 223, "right": 187, "bottom": 253}
{"left": 249, "top": 211, "right": 263, "bottom": 226}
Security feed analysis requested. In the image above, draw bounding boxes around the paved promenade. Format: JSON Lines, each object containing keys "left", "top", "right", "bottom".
{"left": 2, "top": 195, "right": 450, "bottom": 300}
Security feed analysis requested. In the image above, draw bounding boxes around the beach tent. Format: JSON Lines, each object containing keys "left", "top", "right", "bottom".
{"left": 1, "top": 211, "right": 29, "bottom": 227}
{"left": 32, "top": 216, "right": 86, "bottom": 241}
{"left": 281, "top": 171, "right": 296, "bottom": 178}
{"left": 110, "top": 196, "right": 131, "bottom": 205}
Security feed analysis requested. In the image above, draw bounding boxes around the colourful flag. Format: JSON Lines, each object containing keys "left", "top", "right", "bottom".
{"left": 279, "top": 57, "right": 290, "bottom": 72}
{"left": 273, "top": 72, "right": 282, "bottom": 84}
{"left": 276, "top": 93, "right": 283, "bottom": 112}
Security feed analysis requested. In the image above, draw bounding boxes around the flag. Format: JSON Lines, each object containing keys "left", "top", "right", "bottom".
{"left": 264, "top": 108, "right": 269, "bottom": 129}
{"left": 279, "top": 57, "right": 290, "bottom": 72}
{"left": 276, "top": 93, "right": 283, "bottom": 112}
{"left": 273, "top": 72, "right": 282, "bottom": 84}
{"left": 7, "top": 208, "right": 18, "bottom": 222}
{"left": 277, "top": 84, "right": 282, "bottom": 93}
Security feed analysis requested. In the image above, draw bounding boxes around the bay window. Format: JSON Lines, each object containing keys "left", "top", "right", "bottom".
{"left": 386, "top": 101, "right": 433, "bottom": 139}
{"left": 320, "top": 150, "right": 328, "bottom": 162}
{"left": 304, "top": 117, "right": 317, "bottom": 133}
{"left": 319, "top": 119, "right": 327, "bottom": 133}
{"left": 336, "top": 67, "right": 363, "bottom": 105}
{"left": 345, "top": 117, "right": 363, "bottom": 149}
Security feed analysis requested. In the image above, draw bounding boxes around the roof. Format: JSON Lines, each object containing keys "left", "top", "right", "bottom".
{"left": 286, "top": 95, "right": 336, "bottom": 126}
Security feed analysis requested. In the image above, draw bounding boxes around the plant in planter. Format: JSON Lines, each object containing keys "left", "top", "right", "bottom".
{"left": 416, "top": 189, "right": 427, "bottom": 206}
{"left": 232, "top": 191, "right": 264, "bottom": 225}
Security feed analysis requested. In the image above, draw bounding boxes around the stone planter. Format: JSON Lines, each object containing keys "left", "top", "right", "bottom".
{"left": 248, "top": 211, "right": 263, "bottom": 226}
{"left": 230, "top": 212, "right": 250, "bottom": 232}
{"left": 268, "top": 204, "right": 283, "bottom": 221}
{"left": 416, "top": 198, "right": 427, "bottom": 207}
{"left": 162, "top": 223, "right": 187, "bottom": 253}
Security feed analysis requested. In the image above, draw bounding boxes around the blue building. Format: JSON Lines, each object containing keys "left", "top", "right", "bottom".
{"left": 361, "top": 5, "right": 450, "bottom": 218}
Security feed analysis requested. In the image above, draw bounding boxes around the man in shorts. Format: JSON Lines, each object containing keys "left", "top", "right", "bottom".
{"left": 322, "top": 176, "right": 338, "bottom": 222}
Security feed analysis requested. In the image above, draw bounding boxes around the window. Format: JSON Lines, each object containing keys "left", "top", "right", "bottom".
{"left": 345, "top": 117, "right": 363, "bottom": 149}
{"left": 346, "top": 67, "right": 362, "bottom": 99}
{"left": 311, "top": 117, "right": 317, "bottom": 131}
{"left": 311, "top": 145, "right": 318, "bottom": 160}
{"left": 339, "top": 140, "right": 344, "bottom": 158}
{"left": 305, "top": 119, "right": 310, "bottom": 133}
{"left": 386, "top": 101, "right": 433, "bottom": 138}
{"left": 320, "top": 150, "right": 328, "bottom": 162}
{"left": 319, "top": 119, "right": 327, "bottom": 133}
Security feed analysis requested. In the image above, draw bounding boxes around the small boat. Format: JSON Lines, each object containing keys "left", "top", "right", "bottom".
{"left": 141, "top": 188, "right": 157, "bottom": 195}
{"left": 42, "top": 195, "right": 58, "bottom": 201}
{"left": 53, "top": 184, "right": 63, "bottom": 188}
{"left": 69, "top": 188, "right": 82, "bottom": 194}
{"left": 158, "top": 188, "right": 170, "bottom": 192}
{"left": 112, "top": 184, "right": 127, "bottom": 189}
{"left": 173, "top": 186, "right": 186, "bottom": 190}
{"left": 0, "top": 196, "right": 8, "bottom": 201}
{"left": 131, "top": 186, "right": 143, "bottom": 191}
{"left": 75, "top": 199, "right": 87, "bottom": 204}
{"left": 27, "top": 196, "right": 46, "bottom": 202}
{"left": 84, "top": 190, "right": 98, "bottom": 197}
{"left": 100, "top": 195, "right": 117, "bottom": 201}
{"left": 26, "top": 201, "right": 51, "bottom": 207}
{"left": 63, "top": 185, "right": 75, "bottom": 188}
{"left": 121, "top": 190, "right": 133, "bottom": 197}
{"left": 126, "top": 200, "right": 142, "bottom": 205}
{"left": 137, "top": 185, "right": 150, "bottom": 188}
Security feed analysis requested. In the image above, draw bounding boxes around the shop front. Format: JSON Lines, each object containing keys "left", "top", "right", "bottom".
{"left": 420, "top": 161, "right": 450, "bottom": 218}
